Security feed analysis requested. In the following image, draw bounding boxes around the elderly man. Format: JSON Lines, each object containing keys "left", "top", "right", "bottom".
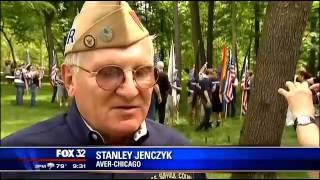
{"left": 1, "top": 1, "right": 206, "bottom": 179}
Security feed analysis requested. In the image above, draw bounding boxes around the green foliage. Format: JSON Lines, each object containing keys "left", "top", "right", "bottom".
{"left": 297, "top": 1, "right": 320, "bottom": 73}
{"left": 0, "top": 1, "right": 83, "bottom": 68}
{"left": 1, "top": 1, "right": 318, "bottom": 75}
{"left": 1, "top": 2, "right": 55, "bottom": 44}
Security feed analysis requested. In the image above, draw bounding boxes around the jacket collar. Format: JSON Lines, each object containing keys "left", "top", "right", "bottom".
{"left": 66, "top": 100, "right": 148, "bottom": 145}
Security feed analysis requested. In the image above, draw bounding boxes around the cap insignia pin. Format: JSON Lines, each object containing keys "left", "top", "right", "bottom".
{"left": 83, "top": 35, "right": 96, "bottom": 48}
{"left": 100, "top": 27, "right": 113, "bottom": 42}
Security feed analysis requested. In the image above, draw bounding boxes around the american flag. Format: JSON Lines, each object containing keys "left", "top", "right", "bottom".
{"left": 168, "top": 41, "right": 177, "bottom": 107}
{"left": 223, "top": 49, "right": 236, "bottom": 103}
{"left": 241, "top": 57, "right": 250, "bottom": 114}
{"left": 50, "top": 50, "right": 57, "bottom": 85}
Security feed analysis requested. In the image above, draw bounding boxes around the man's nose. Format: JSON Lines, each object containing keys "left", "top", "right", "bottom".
{"left": 115, "top": 71, "right": 139, "bottom": 98}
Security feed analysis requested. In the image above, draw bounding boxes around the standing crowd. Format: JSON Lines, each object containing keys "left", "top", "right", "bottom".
{"left": 4, "top": 61, "right": 69, "bottom": 108}
{"left": 12, "top": 63, "right": 43, "bottom": 107}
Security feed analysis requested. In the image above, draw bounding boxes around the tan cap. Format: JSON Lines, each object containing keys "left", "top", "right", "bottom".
{"left": 64, "top": 1, "right": 149, "bottom": 56}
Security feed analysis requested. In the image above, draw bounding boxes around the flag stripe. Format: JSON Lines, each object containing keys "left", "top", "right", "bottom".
{"left": 223, "top": 49, "right": 236, "bottom": 103}
{"left": 50, "top": 51, "right": 57, "bottom": 85}
{"left": 241, "top": 56, "right": 250, "bottom": 115}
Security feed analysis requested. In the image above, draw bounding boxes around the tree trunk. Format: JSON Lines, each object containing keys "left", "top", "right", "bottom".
{"left": 233, "top": 1, "right": 312, "bottom": 179}
{"left": 159, "top": 8, "right": 165, "bottom": 62}
{"left": 53, "top": 36, "right": 65, "bottom": 59}
{"left": 207, "top": 1, "right": 214, "bottom": 68}
{"left": 190, "top": 1, "right": 206, "bottom": 127}
{"left": 190, "top": 1, "right": 206, "bottom": 75}
{"left": 42, "top": 23, "right": 48, "bottom": 51}
{"left": 307, "top": 11, "right": 316, "bottom": 75}
{"left": 40, "top": 40, "right": 43, "bottom": 67}
{"left": 174, "top": 1, "right": 182, "bottom": 79}
{"left": 248, "top": 38, "right": 251, "bottom": 70}
{"left": 240, "top": 38, "right": 253, "bottom": 78}
{"left": 1, "top": 29, "right": 17, "bottom": 68}
{"left": 318, "top": 5, "right": 320, "bottom": 71}
{"left": 254, "top": 1, "right": 260, "bottom": 62}
{"left": 43, "top": 10, "right": 55, "bottom": 73}
{"left": 144, "top": 1, "right": 148, "bottom": 30}
{"left": 231, "top": 2, "right": 239, "bottom": 78}
{"left": 235, "top": 44, "right": 240, "bottom": 80}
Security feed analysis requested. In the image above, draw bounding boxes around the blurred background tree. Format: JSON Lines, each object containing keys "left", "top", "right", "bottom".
{"left": 1, "top": 1, "right": 319, "bottom": 78}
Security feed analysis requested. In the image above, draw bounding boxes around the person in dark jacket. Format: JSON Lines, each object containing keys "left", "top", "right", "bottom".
{"left": 1, "top": 1, "right": 206, "bottom": 179}
{"left": 155, "top": 61, "right": 171, "bottom": 125}
{"left": 196, "top": 69, "right": 213, "bottom": 131}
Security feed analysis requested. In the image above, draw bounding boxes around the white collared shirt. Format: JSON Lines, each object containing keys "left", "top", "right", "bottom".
{"left": 81, "top": 116, "right": 148, "bottom": 144}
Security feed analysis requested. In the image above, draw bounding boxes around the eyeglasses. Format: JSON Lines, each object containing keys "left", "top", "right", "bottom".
{"left": 71, "top": 64, "right": 159, "bottom": 91}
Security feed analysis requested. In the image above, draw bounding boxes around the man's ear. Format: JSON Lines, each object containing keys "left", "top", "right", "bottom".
{"left": 62, "top": 64, "right": 75, "bottom": 97}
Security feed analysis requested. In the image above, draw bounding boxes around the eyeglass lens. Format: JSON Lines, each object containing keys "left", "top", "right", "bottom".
{"left": 95, "top": 66, "right": 158, "bottom": 90}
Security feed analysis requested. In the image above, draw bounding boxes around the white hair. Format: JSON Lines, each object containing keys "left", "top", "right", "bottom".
{"left": 64, "top": 52, "right": 82, "bottom": 73}
{"left": 156, "top": 61, "right": 164, "bottom": 71}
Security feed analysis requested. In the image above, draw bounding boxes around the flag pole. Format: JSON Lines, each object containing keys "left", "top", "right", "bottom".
{"left": 171, "top": 41, "right": 173, "bottom": 126}
{"left": 168, "top": 41, "right": 176, "bottom": 126}
{"left": 40, "top": 41, "right": 43, "bottom": 68}
{"left": 240, "top": 90, "right": 244, "bottom": 120}
{"left": 240, "top": 53, "right": 248, "bottom": 121}
{"left": 240, "top": 72, "right": 244, "bottom": 121}
{"left": 27, "top": 49, "right": 31, "bottom": 65}
{"left": 172, "top": 42, "right": 175, "bottom": 126}
{"left": 224, "top": 101, "right": 228, "bottom": 121}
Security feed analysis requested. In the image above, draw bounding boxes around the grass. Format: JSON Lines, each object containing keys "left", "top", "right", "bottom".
{"left": 1, "top": 82, "right": 68, "bottom": 138}
{"left": 0, "top": 81, "right": 309, "bottom": 179}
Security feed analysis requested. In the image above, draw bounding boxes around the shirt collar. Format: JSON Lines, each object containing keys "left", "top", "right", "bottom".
{"left": 66, "top": 100, "right": 149, "bottom": 145}
{"left": 81, "top": 115, "right": 106, "bottom": 144}
{"left": 133, "top": 120, "right": 147, "bottom": 141}
{"left": 77, "top": 104, "right": 148, "bottom": 144}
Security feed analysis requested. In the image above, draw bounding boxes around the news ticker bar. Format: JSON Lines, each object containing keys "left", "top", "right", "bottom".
{"left": 0, "top": 147, "right": 319, "bottom": 171}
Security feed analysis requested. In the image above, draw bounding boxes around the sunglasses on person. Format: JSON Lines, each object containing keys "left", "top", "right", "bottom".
{"left": 71, "top": 64, "right": 159, "bottom": 90}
